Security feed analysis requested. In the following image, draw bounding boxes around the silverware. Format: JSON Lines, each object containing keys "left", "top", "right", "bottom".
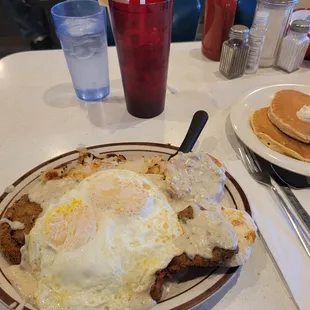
{"left": 271, "top": 164, "right": 310, "bottom": 189}
{"left": 270, "top": 165, "right": 310, "bottom": 236}
{"left": 168, "top": 110, "right": 209, "bottom": 160}
{"left": 238, "top": 144, "right": 310, "bottom": 258}
{"left": 250, "top": 155, "right": 310, "bottom": 235}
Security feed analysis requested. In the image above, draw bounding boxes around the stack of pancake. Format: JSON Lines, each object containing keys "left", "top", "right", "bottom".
{"left": 251, "top": 90, "right": 310, "bottom": 162}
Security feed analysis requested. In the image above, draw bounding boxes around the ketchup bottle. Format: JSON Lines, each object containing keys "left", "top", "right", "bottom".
{"left": 202, "top": 0, "right": 237, "bottom": 61}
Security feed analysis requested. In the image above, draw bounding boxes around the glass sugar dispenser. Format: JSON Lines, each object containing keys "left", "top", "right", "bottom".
{"left": 219, "top": 25, "right": 250, "bottom": 79}
{"left": 277, "top": 19, "right": 310, "bottom": 73}
{"left": 258, "top": 0, "right": 299, "bottom": 68}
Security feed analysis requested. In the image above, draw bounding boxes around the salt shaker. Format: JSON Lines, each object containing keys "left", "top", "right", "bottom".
{"left": 277, "top": 19, "right": 310, "bottom": 73}
{"left": 219, "top": 25, "right": 250, "bottom": 79}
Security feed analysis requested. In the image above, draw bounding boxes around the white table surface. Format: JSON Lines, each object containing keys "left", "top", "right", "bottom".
{"left": 1, "top": 42, "right": 308, "bottom": 310}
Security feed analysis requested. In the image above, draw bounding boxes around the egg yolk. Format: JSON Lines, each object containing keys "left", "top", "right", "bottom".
{"left": 44, "top": 199, "right": 96, "bottom": 250}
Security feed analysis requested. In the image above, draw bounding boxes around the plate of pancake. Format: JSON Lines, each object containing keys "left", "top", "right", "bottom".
{"left": 0, "top": 143, "right": 257, "bottom": 310}
{"left": 230, "top": 84, "right": 310, "bottom": 176}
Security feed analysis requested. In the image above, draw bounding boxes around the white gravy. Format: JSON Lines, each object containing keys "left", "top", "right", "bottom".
{"left": 3, "top": 265, "right": 37, "bottom": 304}
{"left": 174, "top": 203, "right": 238, "bottom": 259}
{"left": 148, "top": 152, "right": 238, "bottom": 258}
{"left": 4, "top": 185, "right": 15, "bottom": 193}
{"left": 0, "top": 218, "right": 24, "bottom": 230}
{"left": 165, "top": 152, "right": 226, "bottom": 205}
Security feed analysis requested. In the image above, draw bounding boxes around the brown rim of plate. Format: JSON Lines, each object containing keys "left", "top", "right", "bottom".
{"left": 0, "top": 142, "right": 252, "bottom": 310}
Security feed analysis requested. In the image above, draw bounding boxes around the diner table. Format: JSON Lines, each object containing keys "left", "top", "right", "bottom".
{"left": 1, "top": 42, "right": 309, "bottom": 309}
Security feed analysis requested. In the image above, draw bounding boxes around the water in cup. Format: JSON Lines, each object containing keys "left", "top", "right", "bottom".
{"left": 58, "top": 19, "right": 110, "bottom": 101}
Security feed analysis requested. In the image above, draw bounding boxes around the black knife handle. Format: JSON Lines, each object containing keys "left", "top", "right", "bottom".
{"left": 169, "top": 110, "right": 208, "bottom": 161}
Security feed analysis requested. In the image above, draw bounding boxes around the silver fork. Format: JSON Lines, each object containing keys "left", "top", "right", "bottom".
{"left": 238, "top": 144, "right": 310, "bottom": 258}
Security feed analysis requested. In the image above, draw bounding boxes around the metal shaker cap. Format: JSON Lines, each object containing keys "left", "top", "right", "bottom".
{"left": 229, "top": 25, "right": 250, "bottom": 41}
{"left": 291, "top": 19, "right": 310, "bottom": 33}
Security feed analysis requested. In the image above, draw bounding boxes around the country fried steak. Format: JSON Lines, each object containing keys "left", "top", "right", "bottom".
{"left": 150, "top": 246, "right": 237, "bottom": 302}
{"left": 0, "top": 195, "right": 42, "bottom": 264}
{"left": 150, "top": 206, "right": 238, "bottom": 302}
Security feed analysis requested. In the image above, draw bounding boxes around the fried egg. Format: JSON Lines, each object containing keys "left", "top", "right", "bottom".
{"left": 24, "top": 169, "right": 183, "bottom": 310}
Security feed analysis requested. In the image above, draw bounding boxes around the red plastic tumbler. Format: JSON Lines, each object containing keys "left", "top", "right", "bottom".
{"left": 109, "top": 0, "right": 174, "bottom": 118}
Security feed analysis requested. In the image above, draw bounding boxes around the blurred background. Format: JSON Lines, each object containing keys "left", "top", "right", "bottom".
{"left": 0, "top": 0, "right": 308, "bottom": 59}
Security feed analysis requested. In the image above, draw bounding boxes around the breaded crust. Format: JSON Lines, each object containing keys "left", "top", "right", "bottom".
{"left": 221, "top": 207, "right": 256, "bottom": 266}
{"left": 177, "top": 206, "right": 194, "bottom": 221}
{"left": 150, "top": 248, "right": 236, "bottom": 302}
{"left": 150, "top": 206, "right": 238, "bottom": 302}
{"left": 0, "top": 195, "right": 42, "bottom": 264}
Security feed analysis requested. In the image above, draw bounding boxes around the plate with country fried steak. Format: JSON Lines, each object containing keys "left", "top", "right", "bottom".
{"left": 0, "top": 142, "right": 257, "bottom": 310}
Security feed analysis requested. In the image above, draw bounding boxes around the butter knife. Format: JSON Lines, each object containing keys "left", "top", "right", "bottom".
{"left": 271, "top": 166, "right": 310, "bottom": 236}
{"left": 251, "top": 154, "right": 310, "bottom": 237}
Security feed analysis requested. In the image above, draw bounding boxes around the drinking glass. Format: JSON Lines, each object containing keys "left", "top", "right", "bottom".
{"left": 51, "top": 0, "right": 110, "bottom": 101}
{"left": 109, "top": 0, "right": 174, "bottom": 118}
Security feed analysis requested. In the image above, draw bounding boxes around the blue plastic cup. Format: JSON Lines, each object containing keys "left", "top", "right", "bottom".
{"left": 51, "top": 0, "right": 110, "bottom": 101}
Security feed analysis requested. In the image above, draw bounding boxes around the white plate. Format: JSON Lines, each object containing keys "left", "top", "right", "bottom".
{"left": 230, "top": 83, "right": 310, "bottom": 176}
{"left": 0, "top": 143, "right": 253, "bottom": 310}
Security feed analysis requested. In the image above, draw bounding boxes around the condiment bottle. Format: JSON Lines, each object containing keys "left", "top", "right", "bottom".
{"left": 219, "top": 25, "right": 250, "bottom": 79}
{"left": 277, "top": 19, "right": 310, "bottom": 73}
{"left": 258, "top": 0, "right": 299, "bottom": 68}
{"left": 246, "top": 11, "right": 269, "bottom": 74}
{"left": 201, "top": 0, "right": 237, "bottom": 61}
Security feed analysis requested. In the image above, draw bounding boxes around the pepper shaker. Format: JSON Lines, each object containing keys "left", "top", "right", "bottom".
{"left": 219, "top": 25, "right": 250, "bottom": 79}
{"left": 277, "top": 19, "right": 310, "bottom": 73}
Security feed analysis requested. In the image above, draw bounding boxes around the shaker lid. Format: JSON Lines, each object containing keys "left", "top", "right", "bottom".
{"left": 229, "top": 25, "right": 250, "bottom": 41}
{"left": 291, "top": 19, "right": 310, "bottom": 33}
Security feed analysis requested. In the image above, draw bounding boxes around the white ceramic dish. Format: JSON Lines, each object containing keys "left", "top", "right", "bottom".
{"left": 0, "top": 142, "right": 252, "bottom": 310}
{"left": 230, "top": 84, "right": 310, "bottom": 176}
